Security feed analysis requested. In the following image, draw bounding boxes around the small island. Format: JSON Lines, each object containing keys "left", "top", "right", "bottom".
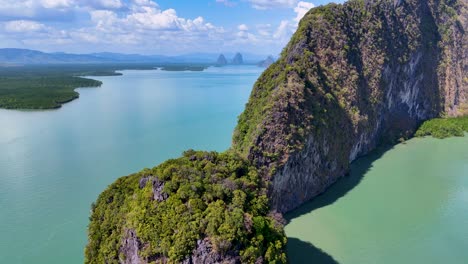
{"left": 231, "top": 53, "right": 244, "bottom": 65}
{"left": 216, "top": 54, "right": 228, "bottom": 66}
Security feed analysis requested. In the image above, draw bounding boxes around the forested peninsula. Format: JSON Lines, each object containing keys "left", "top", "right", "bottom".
{"left": 0, "top": 64, "right": 208, "bottom": 110}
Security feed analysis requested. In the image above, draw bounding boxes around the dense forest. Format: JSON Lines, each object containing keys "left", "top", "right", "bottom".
{"left": 86, "top": 150, "right": 287, "bottom": 264}
{"left": 0, "top": 76, "right": 101, "bottom": 109}
{"left": 415, "top": 116, "right": 468, "bottom": 138}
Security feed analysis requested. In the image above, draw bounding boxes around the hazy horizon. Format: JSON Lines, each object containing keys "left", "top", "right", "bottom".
{"left": 0, "top": 47, "right": 274, "bottom": 57}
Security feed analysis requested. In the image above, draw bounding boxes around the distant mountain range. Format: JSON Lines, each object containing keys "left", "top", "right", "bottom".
{"left": 0, "top": 48, "right": 271, "bottom": 65}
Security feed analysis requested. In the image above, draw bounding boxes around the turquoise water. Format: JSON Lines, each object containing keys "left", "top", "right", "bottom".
{"left": 0, "top": 66, "right": 263, "bottom": 263}
{"left": 286, "top": 136, "right": 468, "bottom": 264}
{"left": 1, "top": 66, "right": 467, "bottom": 264}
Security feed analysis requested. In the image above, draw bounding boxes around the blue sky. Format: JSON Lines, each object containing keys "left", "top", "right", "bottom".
{"left": 0, "top": 0, "right": 344, "bottom": 55}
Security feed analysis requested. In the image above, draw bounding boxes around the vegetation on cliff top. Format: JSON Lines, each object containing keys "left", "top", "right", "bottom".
{"left": 86, "top": 0, "right": 465, "bottom": 262}
{"left": 86, "top": 150, "right": 286, "bottom": 263}
{"left": 415, "top": 116, "right": 468, "bottom": 138}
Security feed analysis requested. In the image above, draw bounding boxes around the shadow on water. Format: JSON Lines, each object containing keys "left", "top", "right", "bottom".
{"left": 287, "top": 237, "right": 339, "bottom": 264}
{"left": 286, "top": 145, "right": 393, "bottom": 222}
{"left": 285, "top": 145, "right": 395, "bottom": 263}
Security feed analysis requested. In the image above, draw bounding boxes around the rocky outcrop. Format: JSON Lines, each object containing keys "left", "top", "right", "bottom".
{"left": 231, "top": 53, "right": 243, "bottom": 65}
{"left": 151, "top": 177, "right": 168, "bottom": 201}
{"left": 233, "top": 0, "right": 467, "bottom": 213}
{"left": 216, "top": 54, "right": 228, "bottom": 66}
{"left": 119, "top": 233, "right": 242, "bottom": 264}
{"left": 138, "top": 176, "right": 169, "bottom": 202}
{"left": 120, "top": 229, "right": 143, "bottom": 264}
{"left": 182, "top": 238, "right": 241, "bottom": 264}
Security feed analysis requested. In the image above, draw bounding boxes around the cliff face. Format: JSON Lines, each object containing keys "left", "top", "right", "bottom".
{"left": 232, "top": 53, "right": 244, "bottom": 65}
{"left": 87, "top": 0, "right": 467, "bottom": 262}
{"left": 216, "top": 54, "right": 228, "bottom": 65}
{"left": 233, "top": 0, "right": 467, "bottom": 213}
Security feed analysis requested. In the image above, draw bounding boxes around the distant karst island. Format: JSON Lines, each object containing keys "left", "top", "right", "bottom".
{"left": 215, "top": 53, "right": 249, "bottom": 66}
{"left": 215, "top": 53, "right": 275, "bottom": 68}
{"left": 231, "top": 52, "right": 244, "bottom": 65}
{"left": 216, "top": 54, "right": 228, "bottom": 66}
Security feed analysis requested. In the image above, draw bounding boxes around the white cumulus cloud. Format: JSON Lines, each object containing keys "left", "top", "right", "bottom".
{"left": 238, "top": 24, "right": 249, "bottom": 31}
{"left": 40, "top": 0, "right": 74, "bottom": 9}
{"left": 248, "top": 0, "right": 297, "bottom": 10}
{"left": 83, "top": 0, "right": 123, "bottom": 9}
{"left": 98, "top": 0, "right": 123, "bottom": 9}
{"left": 4, "top": 20, "right": 46, "bottom": 32}
{"left": 294, "top": 1, "right": 315, "bottom": 23}
{"left": 0, "top": 0, "right": 310, "bottom": 55}
{"left": 273, "top": 20, "right": 290, "bottom": 39}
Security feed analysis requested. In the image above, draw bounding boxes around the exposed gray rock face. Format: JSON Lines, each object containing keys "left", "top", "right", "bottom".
{"left": 270, "top": 136, "right": 345, "bottom": 212}
{"left": 270, "top": 1, "right": 467, "bottom": 213}
{"left": 120, "top": 229, "right": 143, "bottom": 264}
{"left": 138, "top": 177, "right": 149, "bottom": 189}
{"left": 138, "top": 176, "right": 168, "bottom": 202}
{"left": 182, "top": 238, "right": 241, "bottom": 264}
{"left": 234, "top": 0, "right": 467, "bottom": 213}
{"left": 441, "top": 0, "right": 467, "bottom": 116}
{"left": 120, "top": 237, "right": 244, "bottom": 264}
{"left": 152, "top": 177, "right": 168, "bottom": 202}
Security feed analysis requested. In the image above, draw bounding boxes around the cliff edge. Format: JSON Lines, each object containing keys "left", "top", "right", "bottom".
{"left": 233, "top": 0, "right": 467, "bottom": 213}
{"left": 86, "top": 0, "right": 467, "bottom": 263}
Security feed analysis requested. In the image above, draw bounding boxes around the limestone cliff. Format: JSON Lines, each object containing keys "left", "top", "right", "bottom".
{"left": 231, "top": 53, "right": 244, "bottom": 65}
{"left": 216, "top": 54, "right": 228, "bottom": 66}
{"left": 233, "top": 0, "right": 467, "bottom": 213}
{"left": 86, "top": 0, "right": 467, "bottom": 263}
